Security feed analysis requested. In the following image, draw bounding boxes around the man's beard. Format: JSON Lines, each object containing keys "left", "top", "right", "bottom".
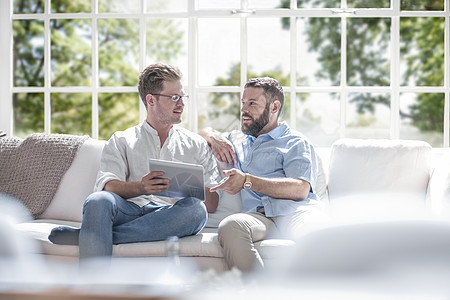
{"left": 241, "top": 105, "right": 270, "bottom": 137}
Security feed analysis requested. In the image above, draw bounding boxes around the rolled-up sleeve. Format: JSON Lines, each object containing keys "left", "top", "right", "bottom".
{"left": 283, "top": 140, "right": 318, "bottom": 196}
{"left": 94, "top": 135, "right": 128, "bottom": 192}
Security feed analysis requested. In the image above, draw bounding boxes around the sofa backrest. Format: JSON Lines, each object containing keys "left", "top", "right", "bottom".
{"left": 38, "top": 138, "right": 105, "bottom": 222}
{"left": 40, "top": 136, "right": 436, "bottom": 224}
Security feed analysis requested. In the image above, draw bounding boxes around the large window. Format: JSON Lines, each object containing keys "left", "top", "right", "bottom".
{"left": 2, "top": 0, "right": 449, "bottom": 147}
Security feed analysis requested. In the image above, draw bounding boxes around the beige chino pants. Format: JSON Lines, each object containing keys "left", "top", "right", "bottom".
{"left": 218, "top": 207, "right": 328, "bottom": 272}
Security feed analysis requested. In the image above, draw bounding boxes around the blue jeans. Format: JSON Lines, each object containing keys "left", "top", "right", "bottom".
{"left": 79, "top": 191, "right": 207, "bottom": 259}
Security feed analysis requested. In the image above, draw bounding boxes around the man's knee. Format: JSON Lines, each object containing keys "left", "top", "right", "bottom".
{"left": 83, "top": 191, "right": 117, "bottom": 213}
{"left": 218, "top": 214, "right": 249, "bottom": 246}
{"left": 177, "top": 197, "right": 206, "bottom": 212}
{"left": 176, "top": 196, "right": 203, "bottom": 207}
{"left": 176, "top": 197, "right": 207, "bottom": 227}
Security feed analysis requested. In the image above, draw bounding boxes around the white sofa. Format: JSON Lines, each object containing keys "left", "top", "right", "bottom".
{"left": 10, "top": 136, "right": 450, "bottom": 273}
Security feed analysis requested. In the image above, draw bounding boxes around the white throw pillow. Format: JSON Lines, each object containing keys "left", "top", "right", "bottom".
{"left": 39, "top": 138, "right": 105, "bottom": 222}
{"left": 328, "top": 138, "right": 431, "bottom": 201}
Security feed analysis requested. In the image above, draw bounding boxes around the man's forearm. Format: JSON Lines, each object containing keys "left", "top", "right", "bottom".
{"left": 103, "top": 179, "right": 144, "bottom": 199}
{"left": 199, "top": 127, "right": 237, "bottom": 165}
{"left": 204, "top": 187, "right": 219, "bottom": 213}
{"left": 247, "top": 174, "right": 310, "bottom": 201}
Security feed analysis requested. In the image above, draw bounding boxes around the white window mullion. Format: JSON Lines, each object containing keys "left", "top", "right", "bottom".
{"left": 289, "top": 15, "right": 297, "bottom": 128}
{"left": 44, "top": 0, "right": 51, "bottom": 134}
{"left": 91, "top": 0, "right": 99, "bottom": 139}
{"left": 240, "top": 16, "right": 248, "bottom": 90}
{"left": 0, "top": 0, "right": 13, "bottom": 135}
{"left": 290, "top": 0, "right": 297, "bottom": 129}
{"left": 139, "top": 0, "right": 147, "bottom": 124}
{"left": 390, "top": 1, "right": 400, "bottom": 140}
{"left": 340, "top": 13, "right": 347, "bottom": 138}
{"left": 290, "top": 0, "right": 296, "bottom": 9}
{"left": 188, "top": 0, "right": 198, "bottom": 132}
{"left": 444, "top": 5, "right": 450, "bottom": 147}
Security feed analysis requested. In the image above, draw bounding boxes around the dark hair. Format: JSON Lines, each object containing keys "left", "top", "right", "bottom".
{"left": 244, "top": 77, "right": 284, "bottom": 113}
{"left": 138, "top": 63, "right": 182, "bottom": 108}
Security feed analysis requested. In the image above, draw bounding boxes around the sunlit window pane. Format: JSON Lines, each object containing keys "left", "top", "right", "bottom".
{"left": 99, "top": 0, "right": 140, "bottom": 13}
{"left": 197, "top": 0, "right": 240, "bottom": 9}
{"left": 279, "top": 93, "right": 291, "bottom": 124}
{"left": 297, "top": 17, "right": 341, "bottom": 86}
{"left": 98, "top": 19, "right": 139, "bottom": 86}
{"left": 146, "top": 0, "right": 187, "bottom": 12}
{"left": 146, "top": 18, "right": 188, "bottom": 81}
{"left": 51, "top": 19, "right": 91, "bottom": 87}
{"left": 400, "top": 93, "right": 444, "bottom": 147}
{"left": 13, "top": 0, "right": 44, "bottom": 13}
{"left": 99, "top": 93, "right": 139, "bottom": 140}
{"left": 248, "top": 0, "right": 284, "bottom": 9}
{"left": 197, "top": 92, "right": 241, "bottom": 132}
{"left": 346, "top": 93, "right": 390, "bottom": 139}
{"left": 347, "top": 18, "right": 390, "bottom": 86}
{"left": 401, "top": 0, "right": 444, "bottom": 10}
{"left": 51, "top": 93, "right": 91, "bottom": 136}
{"left": 13, "top": 20, "right": 44, "bottom": 87}
{"left": 400, "top": 17, "right": 444, "bottom": 87}
{"left": 348, "top": 0, "right": 390, "bottom": 8}
{"left": 295, "top": 0, "right": 339, "bottom": 8}
{"left": 248, "top": 18, "right": 290, "bottom": 85}
{"left": 198, "top": 18, "right": 240, "bottom": 86}
{"left": 51, "top": 0, "right": 91, "bottom": 13}
{"left": 13, "top": 93, "right": 44, "bottom": 138}
{"left": 296, "top": 93, "right": 340, "bottom": 147}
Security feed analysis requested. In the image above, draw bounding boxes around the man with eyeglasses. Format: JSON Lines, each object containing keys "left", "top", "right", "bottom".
{"left": 201, "top": 77, "right": 327, "bottom": 272}
{"left": 49, "top": 63, "right": 221, "bottom": 260}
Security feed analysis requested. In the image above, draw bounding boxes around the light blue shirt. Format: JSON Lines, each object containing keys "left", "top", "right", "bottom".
{"left": 227, "top": 122, "right": 319, "bottom": 217}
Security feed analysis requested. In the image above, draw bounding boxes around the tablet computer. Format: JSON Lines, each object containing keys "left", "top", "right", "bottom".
{"left": 148, "top": 159, "right": 205, "bottom": 201}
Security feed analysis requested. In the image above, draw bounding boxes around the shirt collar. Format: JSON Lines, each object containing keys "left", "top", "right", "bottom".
{"left": 143, "top": 121, "right": 175, "bottom": 137}
{"left": 246, "top": 122, "right": 288, "bottom": 143}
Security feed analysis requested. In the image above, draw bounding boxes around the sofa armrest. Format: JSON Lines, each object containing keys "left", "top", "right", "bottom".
{"left": 428, "top": 149, "right": 450, "bottom": 218}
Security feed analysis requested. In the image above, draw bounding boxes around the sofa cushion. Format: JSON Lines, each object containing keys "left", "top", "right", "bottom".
{"left": 15, "top": 220, "right": 295, "bottom": 261}
{"left": 39, "top": 138, "right": 105, "bottom": 222}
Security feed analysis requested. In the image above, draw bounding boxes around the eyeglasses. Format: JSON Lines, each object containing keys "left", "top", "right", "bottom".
{"left": 152, "top": 94, "right": 189, "bottom": 102}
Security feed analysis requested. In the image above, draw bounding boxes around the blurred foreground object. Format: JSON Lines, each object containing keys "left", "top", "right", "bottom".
{"left": 266, "top": 219, "right": 450, "bottom": 298}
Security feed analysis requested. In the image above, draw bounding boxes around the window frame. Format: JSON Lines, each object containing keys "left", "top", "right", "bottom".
{"left": 1, "top": 0, "right": 449, "bottom": 146}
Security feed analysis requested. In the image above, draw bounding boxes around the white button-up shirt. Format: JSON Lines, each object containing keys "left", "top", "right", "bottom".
{"left": 95, "top": 121, "right": 220, "bottom": 207}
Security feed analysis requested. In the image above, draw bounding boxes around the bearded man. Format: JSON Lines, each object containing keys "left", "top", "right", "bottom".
{"left": 201, "top": 77, "right": 327, "bottom": 272}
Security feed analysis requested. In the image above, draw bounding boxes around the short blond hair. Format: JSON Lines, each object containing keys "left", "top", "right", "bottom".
{"left": 138, "top": 63, "right": 182, "bottom": 108}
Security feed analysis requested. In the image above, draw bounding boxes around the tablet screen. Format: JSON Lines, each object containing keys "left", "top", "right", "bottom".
{"left": 149, "top": 159, "right": 205, "bottom": 201}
